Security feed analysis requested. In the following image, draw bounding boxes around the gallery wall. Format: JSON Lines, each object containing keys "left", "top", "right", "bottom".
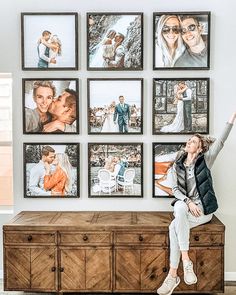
{"left": 0, "top": 0, "right": 235, "bottom": 278}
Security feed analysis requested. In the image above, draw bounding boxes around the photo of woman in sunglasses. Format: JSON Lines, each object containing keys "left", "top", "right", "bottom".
{"left": 153, "top": 12, "right": 210, "bottom": 69}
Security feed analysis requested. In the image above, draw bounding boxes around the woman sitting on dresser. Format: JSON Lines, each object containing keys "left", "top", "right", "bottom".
{"left": 157, "top": 111, "right": 236, "bottom": 295}
{"left": 44, "top": 153, "right": 72, "bottom": 196}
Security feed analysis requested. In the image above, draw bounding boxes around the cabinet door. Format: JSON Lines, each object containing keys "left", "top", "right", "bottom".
{"left": 141, "top": 248, "right": 168, "bottom": 291}
{"left": 4, "top": 246, "right": 57, "bottom": 292}
{"left": 86, "top": 248, "right": 112, "bottom": 291}
{"left": 4, "top": 247, "right": 30, "bottom": 290}
{"left": 31, "top": 247, "right": 57, "bottom": 291}
{"left": 60, "top": 247, "right": 112, "bottom": 292}
{"left": 115, "top": 247, "right": 168, "bottom": 292}
{"left": 196, "top": 248, "right": 223, "bottom": 292}
{"left": 115, "top": 248, "right": 141, "bottom": 291}
{"left": 60, "top": 248, "right": 86, "bottom": 291}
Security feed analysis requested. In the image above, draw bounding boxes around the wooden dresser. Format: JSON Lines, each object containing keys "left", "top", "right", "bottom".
{"left": 3, "top": 211, "right": 224, "bottom": 294}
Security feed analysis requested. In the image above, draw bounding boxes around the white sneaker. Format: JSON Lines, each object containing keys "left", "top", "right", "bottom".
{"left": 183, "top": 260, "right": 197, "bottom": 285}
{"left": 157, "top": 274, "right": 180, "bottom": 295}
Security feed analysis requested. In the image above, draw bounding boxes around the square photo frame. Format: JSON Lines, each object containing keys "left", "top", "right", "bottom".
{"left": 24, "top": 143, "right": 80, "bottom": 198}
{"left": 88, "top": 143, "right": 143, "bottom": 197}
{"left": 21, "top": 13, "right": 78, "bottom": 70}
{"left": 87, "top": 12, "right": 143, "bottom": 70}
{"left": 152, "top": 142, "right": 185, "bottom": 198}
{"left": 153, "top": 78, "right": 209, "bottom": 134}
{"left": 22, "top": 78, "right": 79, "bottom": 134}
{"left": 88, "top": 78, "right": 143, "bottom": 134}
{"left": 153, "top": 12, "right": 210, "bottom": 70}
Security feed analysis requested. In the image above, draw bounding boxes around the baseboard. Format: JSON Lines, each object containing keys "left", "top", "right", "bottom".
{"left": 0, "top": 269, "right": 235, "bottom": 281}
{"left": 225, "top": 272, "right": 236, "bottom": 281}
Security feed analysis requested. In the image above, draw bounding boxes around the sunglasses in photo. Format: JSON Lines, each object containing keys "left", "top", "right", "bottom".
{"left": 162, "top": 25, "right": 180, "bottom": 35}
{"left": 181, "top": 24, "right": 198, "bottom": 35}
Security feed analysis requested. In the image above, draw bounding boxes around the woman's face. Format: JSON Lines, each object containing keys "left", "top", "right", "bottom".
{"left": 34, "top": 86, "right": 53, "bottom": 113}
{"left": 185, "top": 136, "right": 202, "bottom": 154}
{"left": 52, "top": 155, "right": 59, "bottom": 165}
{"left": 162, "top": 17, "right": 180, "bottom": 46}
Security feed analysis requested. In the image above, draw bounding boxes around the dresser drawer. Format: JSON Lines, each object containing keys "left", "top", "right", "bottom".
{"left": 190, "top": 232, "right": 223, "bottom": 246}
{"left": 115, "top": 232, "right": 167, "bottom": 245}
{"left": 59, "top": 232, "right": 112, "bottom": 245}
{"left": 4, "top": 231, "right": 56, "bottom": 245}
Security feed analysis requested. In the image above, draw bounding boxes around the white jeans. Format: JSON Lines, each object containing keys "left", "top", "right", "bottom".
{"left": 169, "top": 201, "right": 213, "bottom": 269}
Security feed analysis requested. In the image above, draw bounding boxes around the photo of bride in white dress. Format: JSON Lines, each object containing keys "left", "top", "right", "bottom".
{"left": 153, "top": 78, "right": 209, "bottom": 134}
{"left": 160, "top": 82, "right": 187, "bottom": 133}
{"left": 101, "top": 102, "right": 119, "bottom": 133}
{"left": 88, "top": 79, "right": 143, "bottom": 134}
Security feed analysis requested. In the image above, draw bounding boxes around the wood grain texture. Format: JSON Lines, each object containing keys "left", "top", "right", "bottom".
{"left": 4, "top": 247, "right": 30, "bottom": 290}
{"left": 3, "top": 211, "right": 225, "bottom": 294}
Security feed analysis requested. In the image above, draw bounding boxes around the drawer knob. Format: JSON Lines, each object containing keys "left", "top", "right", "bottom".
{"left": 51, "top": 267, "right": 56, "bottom": 272}
{"left": 27, "top": 235, "right": 33, "bottom": 241}
{"left": 83, "top": 234, "right": 88, "bottom": 241}
{"left": 162, "top": 267, "right": 168, "bottom": 273}
{"left": 60, "top": 267, "right": 64, "bottom": 272}
{"left": 139, "top": 235, "right": 144, "bottom": 241}
{"left": 194, "top": 235, "right": 200, "bottom": 241}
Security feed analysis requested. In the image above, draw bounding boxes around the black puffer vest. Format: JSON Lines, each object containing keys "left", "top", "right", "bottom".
{"left": 173, "top": 153, "right": 218, "bottom": 215}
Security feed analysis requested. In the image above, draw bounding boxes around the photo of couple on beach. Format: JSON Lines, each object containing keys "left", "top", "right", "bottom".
{"left": 89, "top": 143, "right": 143, "bottom": 197}
{"left": 22, "top": 13, "right": 78, "bottom": 70}
{"left": 154, "top": 12, "right": 210, "bottom": 69}
{"left": 24, "top": 144, "right": 79, "bottom": 198}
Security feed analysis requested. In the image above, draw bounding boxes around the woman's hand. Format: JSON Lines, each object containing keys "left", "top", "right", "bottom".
{"left": 188, "top": 202, "right": 202, "bottom": 217}
{"left": 228, "top": 112, "right": 236, "bottom": 124}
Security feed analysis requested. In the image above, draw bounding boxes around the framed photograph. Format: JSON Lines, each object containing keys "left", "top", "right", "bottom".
{"left": 88, "top": 143, "right": 143, "bottom": 197}
{"left": 87, "top": 13, "right": 143, "bottom": 70}
{"left": 21, "top": 13, "right": 78, "bottom": 70}
{"left": 153, "top": 142, "right": 185, "bottom": 198}
{"left": 153, "top": 78, "right": 209, "bottom": 134}
{"left": 153, "top": 12, "right": 210, "bottom": 70}
{"left": 88, "top": 78, "right": 143, "bottom": 134}
{"left": 24, "top": 143, "right": 79, "bottom": 198}
{"left": 22, "top": 79, "right": 79, "bottom": 134}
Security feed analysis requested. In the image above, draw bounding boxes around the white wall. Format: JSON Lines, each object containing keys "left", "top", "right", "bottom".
{"left": 0, "top": 0, "right": 235, "bottom": 278}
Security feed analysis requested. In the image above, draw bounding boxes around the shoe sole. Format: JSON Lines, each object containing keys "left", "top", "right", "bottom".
{"left": 157, "top": 276, "right": 180, "bottom": 295}
{"left": 184, "top": 276, "right": 197, "bottom": 285}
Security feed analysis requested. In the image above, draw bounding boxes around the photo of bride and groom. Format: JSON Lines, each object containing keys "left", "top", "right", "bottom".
{"left": 22, "top": 13, "right": 77, "bottom": 70}
{"left": 88, "top": 79, "right": 143, "bottom": 134}
{"left": 89, "top": 143, "right": 143, "bottom": 197}
{"left": 153, "top": 78, "right": 209, "bottom": 134}
{"left": 37, "top": 30, "right": 62, "bottom": 68}
{"left": 88, "top": 13, "right": 143, "bottom": 70}
{"left": 24, "top": 144, "right": 79, "bottom": 198}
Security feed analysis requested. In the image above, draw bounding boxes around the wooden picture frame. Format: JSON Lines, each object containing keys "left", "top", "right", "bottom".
{"left": 21, "top": 12, "right": 78, "bottom": 70}
{"left": 88, "top": 143, "right": 143, "bottom": 197}
{"left": 24, "top": 143, "right": 80, "bottom": 198}
{"left": 153, "top": 12, "right": 211, "bottom": 70}
{"left": 87, "top": 12, "right": 143, "bottom": 71}
{"left": 22, "top": 78, "right": 79, "bottom": 134}
{"left": 87, "top": 78, "right": 143, "bottom": 134}
{"left": 152, "top": 142, "right": 185, "bottom": 198}
{"left": 152, "top": 78, "right": 210, "bottom": 134}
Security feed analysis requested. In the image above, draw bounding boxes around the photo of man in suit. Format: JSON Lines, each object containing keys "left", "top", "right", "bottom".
{"left": 113, "top": 95, "right": 131, "bottom": 133}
